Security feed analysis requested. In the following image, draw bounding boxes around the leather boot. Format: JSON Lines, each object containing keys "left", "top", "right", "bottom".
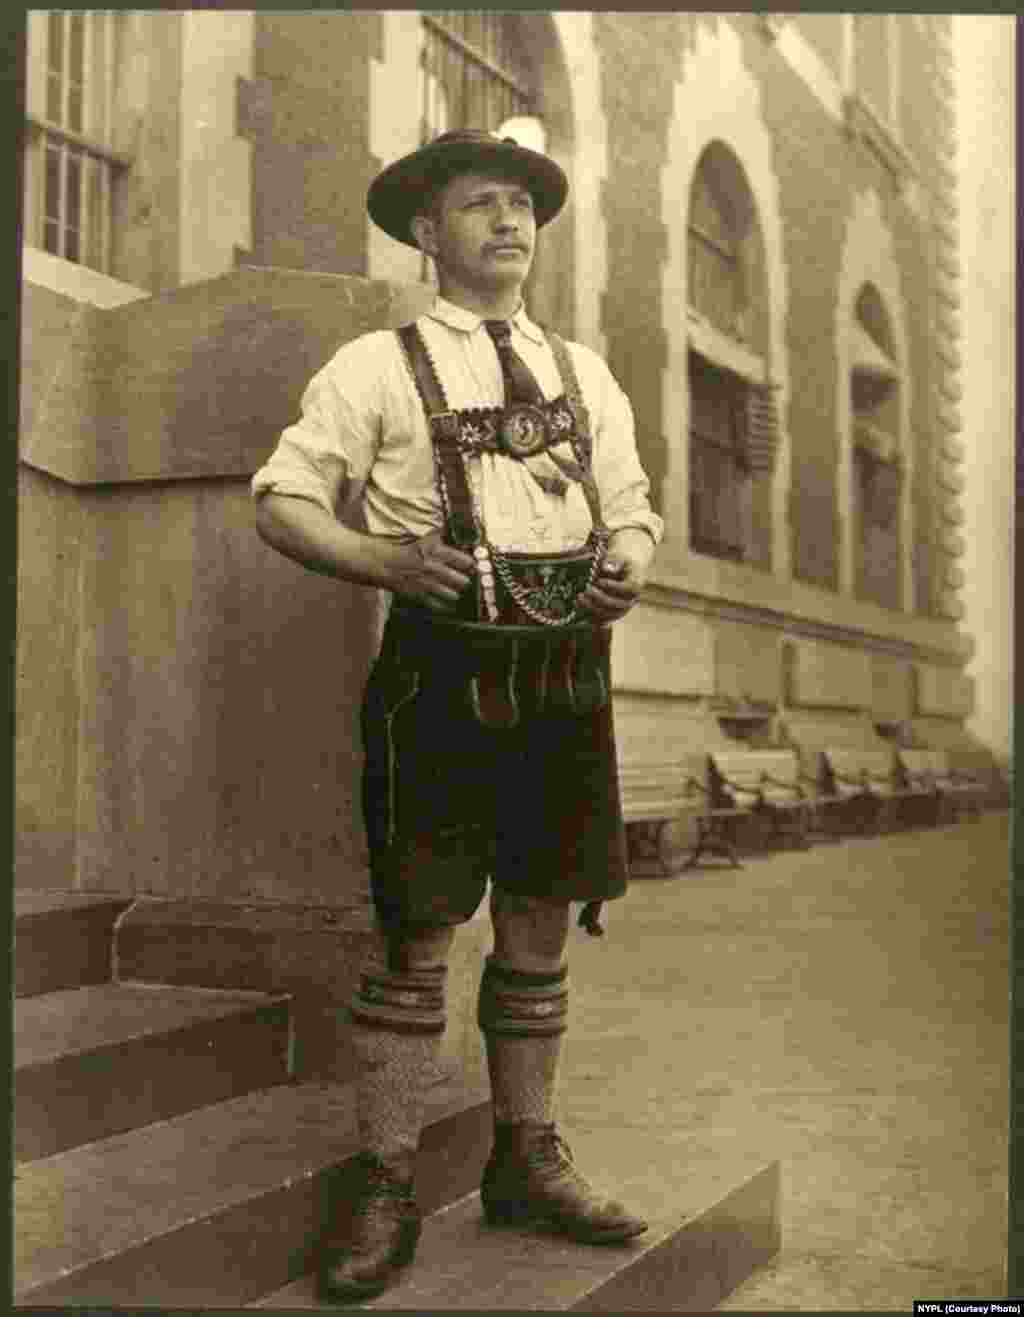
{"left": 318, "top": 1151, "right": 421, "bottom": 1302}
{"left": 480, "top": 1122, "right": 648, "bottom": 1244}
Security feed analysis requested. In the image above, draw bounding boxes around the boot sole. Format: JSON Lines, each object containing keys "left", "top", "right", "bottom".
{"left": 317, "top": 1258, "right": 414, "bottom": 1304}
{"left": 482, "top": 1205, "right": 649, "bottom": 1245}
{"left": 317, "top": 1234, "right": 420, "bottom": 1304}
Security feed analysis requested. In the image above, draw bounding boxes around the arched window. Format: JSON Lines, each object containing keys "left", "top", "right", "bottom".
{"left": 851, "top": 283, "right": 902, "bottom": 607}
{"left": 686, "top": 144, "right": 774, "bottom": 566}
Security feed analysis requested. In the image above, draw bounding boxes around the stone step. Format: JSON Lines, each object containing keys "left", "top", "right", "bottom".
{"left": 14, "top": 890, "right": 133, "bottom": 996}
{"left": 112, "top": 897, "right": 492, "bottom": 1085}
{"left": 254, "top": 1132, "right": 780, "bottom": 1312}
{"left": 14, "top": 1077, "right": 491, "bottom": 1307}
{"left": 15, "top": 981, "right": 293, "bottom": 1161}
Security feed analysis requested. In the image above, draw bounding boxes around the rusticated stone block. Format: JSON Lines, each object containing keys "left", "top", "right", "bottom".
{"left": 914, "top": 663, "right": 974, "bottom": 719}
{"left": 785, "top": 637, "right": 872, "bottom": 711}
{"left": 612, "top": 603, "right": 715, "bottom": 697}
{"left": 713, "top": 619, "right": 782, "bottom": 706}
{"left": 870, "top": 653, "right": 912, "bottom": 723}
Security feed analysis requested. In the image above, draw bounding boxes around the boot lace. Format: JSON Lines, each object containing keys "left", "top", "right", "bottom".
{"left": 526, "top": 1128, "right": 590, "bottom": 1190}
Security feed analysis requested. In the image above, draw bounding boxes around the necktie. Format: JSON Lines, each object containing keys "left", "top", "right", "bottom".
{"left": 483, "top": 319, "right": 547, "bottom": 407}
{"left": 482, "top": 319, "right": 577, "bottom": 497}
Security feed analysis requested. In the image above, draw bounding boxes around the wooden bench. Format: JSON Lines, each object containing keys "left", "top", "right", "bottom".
{"left": 821, "top": 747, "right": 926, "bottom": 833}
{"left": 683, "top": 749, "right": 810, "bottom": 869}
{"left": 619, "top": 760, "right": 693, "bottom": 874}
{"left": 898, "top": 749, "right": 987, "bottom": 823}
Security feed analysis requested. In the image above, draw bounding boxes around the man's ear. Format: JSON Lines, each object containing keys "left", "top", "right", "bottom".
{"left": 410, "top": 214, "right": 438, "bottom": 256}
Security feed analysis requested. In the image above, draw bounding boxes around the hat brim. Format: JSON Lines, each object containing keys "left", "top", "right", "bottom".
{"left": 367, "top": 136, "right": 568, "bottom": 249}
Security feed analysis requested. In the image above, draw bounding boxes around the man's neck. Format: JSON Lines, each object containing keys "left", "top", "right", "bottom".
{"left": 436, "top": 279, "right": 523, "bottom": 321}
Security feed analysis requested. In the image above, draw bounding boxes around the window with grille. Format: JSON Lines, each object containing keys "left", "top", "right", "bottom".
{"left": 24, "top": 11, "right": 128, "bottom": 274}
{"left": 686, "top": 148, "right": 768, "bottom": 564}
{"left": 420, "top": 13, "right": 534, "bottom": 144}
{"left": 688, "top": 351, "right": 750, "bottom": 562}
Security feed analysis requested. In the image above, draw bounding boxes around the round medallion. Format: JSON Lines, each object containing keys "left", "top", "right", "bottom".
{"left": 500, "top": 405, "right": 549, "bottom": 459}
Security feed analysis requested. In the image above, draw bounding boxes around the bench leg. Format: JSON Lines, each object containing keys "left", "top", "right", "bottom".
{"left": 655, "top": 819, "right": 674, "bottom": 876}
{"left": 683, "top": 817, "right": 742, "bottom": 870}
{"left": 774, "top": 805, "right": 811, "bottom": 850}
{"left": 682, "top": 817, "right": 711, "bottom": 870}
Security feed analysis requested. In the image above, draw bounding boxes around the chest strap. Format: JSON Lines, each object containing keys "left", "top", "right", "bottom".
{"left": 397, "top": 323, "right": 476, "bottom": 550}
{"left": 396, "top": 323, "right": 607, "bottom": 551}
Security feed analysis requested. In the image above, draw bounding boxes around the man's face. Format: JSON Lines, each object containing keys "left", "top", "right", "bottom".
{"left": 413, "top": 170, "right": 536, "bottom": 296}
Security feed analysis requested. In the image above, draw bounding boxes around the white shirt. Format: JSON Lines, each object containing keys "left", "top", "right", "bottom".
{"left": 251, "top": 297, "right": 664, "bottom": 554}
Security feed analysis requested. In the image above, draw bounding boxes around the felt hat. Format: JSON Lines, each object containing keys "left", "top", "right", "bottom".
{"left": 367, "top": 129, "right": 569, "bottom": 248}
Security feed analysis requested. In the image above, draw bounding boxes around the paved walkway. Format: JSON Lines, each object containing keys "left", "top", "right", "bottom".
{"left": 557, "top": 811, "right": 1010, "bottom": 1310}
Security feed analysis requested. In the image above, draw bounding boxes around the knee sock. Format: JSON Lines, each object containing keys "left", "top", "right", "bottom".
{"left": 477, "top": 955, "right": 568, "bottom": 1126}
{"left": 350, "top": 959, "right": 447, "bottom": 1162}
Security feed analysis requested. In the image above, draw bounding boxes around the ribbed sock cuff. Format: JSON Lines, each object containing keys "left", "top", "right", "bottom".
{"left": 351, "top": 963, "right": 447, "bottom": 1035}
{"left": 477, "top": 955, "right": 569, "bottom": 1037}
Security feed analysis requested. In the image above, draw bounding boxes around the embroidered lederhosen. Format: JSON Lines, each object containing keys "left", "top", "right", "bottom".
{"left": 362, "top": 327, "right": 627, "bottom": 936}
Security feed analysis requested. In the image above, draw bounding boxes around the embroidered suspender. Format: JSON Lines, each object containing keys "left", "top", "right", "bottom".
{"left": 395, "top": 321, "right": 609, "bottom": 601}
{"left": 396, "top": 324, "right": 479, "bottom": 552}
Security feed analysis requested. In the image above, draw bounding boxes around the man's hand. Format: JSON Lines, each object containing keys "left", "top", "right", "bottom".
{"left": 255, "top": 495, "right": 474, "bottom": 607}
{"left": 578, "top": 528, "right": 655, "bottom": 623}
{"left": 391, "top": 530, "right": 475, "bottom": 612}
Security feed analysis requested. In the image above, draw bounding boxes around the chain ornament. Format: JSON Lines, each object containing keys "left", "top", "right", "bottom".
{"left": 483, "top": 532, "right": 608, "bottom": 627}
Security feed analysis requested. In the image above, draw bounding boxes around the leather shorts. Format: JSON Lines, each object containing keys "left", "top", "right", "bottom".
{"left": 359, "top": 605, "right": 629, "bottom": 932}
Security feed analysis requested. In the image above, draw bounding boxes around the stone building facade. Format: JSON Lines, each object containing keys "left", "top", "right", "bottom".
{"left": 18, "top": 11, "right": 992, "bottom": 912}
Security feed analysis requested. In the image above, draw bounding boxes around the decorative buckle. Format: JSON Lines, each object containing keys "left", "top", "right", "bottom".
{"left": 500, "top": 404, "right": 550, "bottom": 459}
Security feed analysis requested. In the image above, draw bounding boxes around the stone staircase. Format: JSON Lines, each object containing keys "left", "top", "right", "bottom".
{"left": 15, "top": 890, "right": 782, "bottom": 1310}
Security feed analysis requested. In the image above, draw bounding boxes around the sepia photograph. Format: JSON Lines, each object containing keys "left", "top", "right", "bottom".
{"left": 12, "top": 9, "right": 1015, "bottom": 1310}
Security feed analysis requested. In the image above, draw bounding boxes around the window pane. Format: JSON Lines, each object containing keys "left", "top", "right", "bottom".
{"left": 87, "top": 159, "right": 105, "bottom": 269}
{"left": 47, "top": 11, "right": 63, "bottom": 74}
{"left": 46, "top": 72, "right": 62, "bottom": 125}
{"left": 66, "top": 150, "right": 82, "bottom": 232}
{"left": 688, "top": 162, "right": 741, "bottom": 334}
{"left": 690, "top": 239, "right": 738, "bottom": 332}
{"left": 44, "top": 144, "right": 61, "bottom": 222}
{"left": 689, "top": 353, "right": 748, "bottom": 560}
{"left": 68, "top": 82, "right": 83, "bottom": 133}
{"left": 690, "top": 438, "right": 744, "bottom": 559}
{"left": 425, "top": 14, "right": 533, "bottom": 135}
{"left": 93, "top": 12, "right": 110, "bottom": 142}
{"left": 69, "top": 12, "right": 85, "bottom": 83}
{"left": 690, "top": 174, "right": 730, "bottom": 249}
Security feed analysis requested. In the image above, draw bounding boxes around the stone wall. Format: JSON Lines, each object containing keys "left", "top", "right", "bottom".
{"left": 17, "top": 267, "right": 430, "bottom": 901}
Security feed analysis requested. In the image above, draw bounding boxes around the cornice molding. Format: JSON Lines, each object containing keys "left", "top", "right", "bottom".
{"left": 641, "top": 571, "right": 971, "bottom": 669}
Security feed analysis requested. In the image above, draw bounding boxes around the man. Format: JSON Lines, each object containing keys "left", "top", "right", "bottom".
{"left": 252, "top": 129, "right": 663, "bottom": 1303}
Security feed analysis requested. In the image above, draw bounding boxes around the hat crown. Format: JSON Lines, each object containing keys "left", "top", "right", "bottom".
{"left": 429, "top": 129, "right": 519, "bottom": 149}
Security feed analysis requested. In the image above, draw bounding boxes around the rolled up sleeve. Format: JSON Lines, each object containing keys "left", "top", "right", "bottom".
{"left": 584, "top": 350, "right": 665, "bottom": 546}
{"left": 251, "top": 338, "right": 384, "bottom": 519}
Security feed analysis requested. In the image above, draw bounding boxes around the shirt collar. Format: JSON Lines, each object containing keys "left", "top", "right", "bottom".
{"left": 427, "top": 296, "right": 546, "bottom": 346}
